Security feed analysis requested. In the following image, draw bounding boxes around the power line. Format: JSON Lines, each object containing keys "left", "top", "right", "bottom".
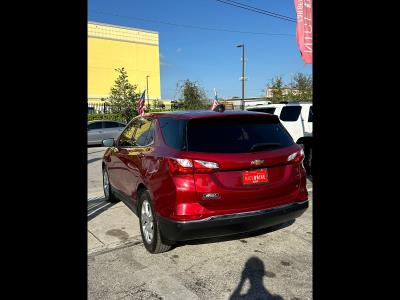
{"left": 90, "top": 10, "right": 294, "bottom": 37}
{"left": 215, "top": 0, "right": 296, "bottom": 23}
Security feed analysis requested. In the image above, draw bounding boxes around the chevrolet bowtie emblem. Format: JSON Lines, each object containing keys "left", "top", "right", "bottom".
{"left": 251, "top": 159, "right": 264, "bottom": 166}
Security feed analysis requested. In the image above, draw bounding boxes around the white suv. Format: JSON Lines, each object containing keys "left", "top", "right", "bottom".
{"left": 246, "top": 102, "right": 313, "bottom": 174}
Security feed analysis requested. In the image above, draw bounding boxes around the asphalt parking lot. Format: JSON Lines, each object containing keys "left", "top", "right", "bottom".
{"left": 88, "top": 146, "right": 312, "bottom": 300}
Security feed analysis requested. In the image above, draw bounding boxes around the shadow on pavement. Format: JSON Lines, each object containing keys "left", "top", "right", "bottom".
{"left": 87, "top": 197, "right": 118, "bottom": 221}
{"left": 88, "top": 157, "right": 103, "bottom": 164}
{"left": 176, "top": 220, "right": 295, "bottom": 248}
{"left": 229, "top": 256, "right": 283, "bottom": 300}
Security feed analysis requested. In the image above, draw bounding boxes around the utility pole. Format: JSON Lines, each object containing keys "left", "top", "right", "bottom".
{"left": 146, "top": 75, "right": 150, "bottom": 109}
{"left": 237, "top": 44, "right": 245, "bottom": 110}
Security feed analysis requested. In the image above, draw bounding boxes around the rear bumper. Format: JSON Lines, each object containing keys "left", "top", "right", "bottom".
{"left": 158, "top": 200, "right": 308, "bottom": 242}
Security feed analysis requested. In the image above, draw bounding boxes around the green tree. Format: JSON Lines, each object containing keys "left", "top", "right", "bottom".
{"left": 267, "top": 76, "right": 286, "bottom": 103}
{"left": 291, "top": 72, "right": 313, "bottom": 102}
{"left": 178, "top": 79, "right": 208, "bottom": 110}
{"left": 108, "top": 67, "right": 140, "bottom": 122}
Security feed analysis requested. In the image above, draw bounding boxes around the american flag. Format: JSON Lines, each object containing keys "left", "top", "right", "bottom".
{"left": 137, "top": 90, "right": 146, "bottom": 116}
{"left": 211, "top": 88, "right": 219, "bottom": 110}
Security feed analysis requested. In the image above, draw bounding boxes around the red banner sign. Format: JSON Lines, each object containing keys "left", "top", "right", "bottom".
{"left": 295, "top": 0, "right": 312, "bottom": 64}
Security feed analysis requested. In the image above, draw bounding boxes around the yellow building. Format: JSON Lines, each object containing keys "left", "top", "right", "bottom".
{"left": 88, "top": 21, "right": 161, "bottom": 104}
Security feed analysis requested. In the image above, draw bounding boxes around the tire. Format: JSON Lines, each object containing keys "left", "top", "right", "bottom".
{"left": 138, "top": 190, "right": 171, "bottom": 254}
{"left": 102, "top": 168, "right": 118, "bottom": 202}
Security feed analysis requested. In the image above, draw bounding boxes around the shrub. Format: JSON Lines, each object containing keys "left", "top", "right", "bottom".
{"left": 87, "top": 113, "right": 126, "bottom": 123}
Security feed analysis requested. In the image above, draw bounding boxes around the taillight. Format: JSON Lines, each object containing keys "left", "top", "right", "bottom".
{"left": 167, "top": 158, "right": 193, "bottom": 175}
{"left": 167, "top": 158, "right": 219, "bottom": 175}
{"left": 287, "top": 149, "right": 305, "bottom": 163}
{"left": 193, "top": 160, "right": 219, "bottom": 173}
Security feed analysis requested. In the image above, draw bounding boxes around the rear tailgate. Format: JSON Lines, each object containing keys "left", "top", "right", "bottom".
{"left": 185, "top": 115, "right": 305, "bottom": 213}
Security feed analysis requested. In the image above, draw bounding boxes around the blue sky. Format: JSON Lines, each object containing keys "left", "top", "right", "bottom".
{"left": 88, "top": 0, "right": 312, "bottom": 100}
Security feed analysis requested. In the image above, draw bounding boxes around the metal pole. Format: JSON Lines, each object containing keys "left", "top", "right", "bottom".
{"left": 237, "top": 44, "right": 245, "bottom": 110}
{"left": 146, "top": 76, "right": 150, "bottom": 109}
{"left": 242, "top": 44, "right": 245, "bottom": 110}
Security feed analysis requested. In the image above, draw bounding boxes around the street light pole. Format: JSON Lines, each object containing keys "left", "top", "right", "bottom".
{"left": 237, "top": 44, "right": 245, "bottom": 110}
{"left": 146, "top": 75, "right": 150, "bottom": 109}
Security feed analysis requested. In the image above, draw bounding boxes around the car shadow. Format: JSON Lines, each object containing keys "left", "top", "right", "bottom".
{"left": 87, "top": 196, "right": 118, "bottom": 221}
{"left": 229, "top": 256, "right": 284, "bottom": 300}
{"left": 88, "top": 157, "right": 103, "bottom": 164}
{"left": 174, "top": 220, "right": 295, "bottom": 248}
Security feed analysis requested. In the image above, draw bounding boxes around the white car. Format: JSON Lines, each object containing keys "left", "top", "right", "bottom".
{"left": 246, "top": 102, "right": 313, "bottom": 174}
{"left": 88, "top": 120, "right": 126, "bottom": 146}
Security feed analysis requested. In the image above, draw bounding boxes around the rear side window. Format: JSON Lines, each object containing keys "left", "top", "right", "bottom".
{"left": 187, "top": 117, "right": 294, "bottom": 153}
{"left": 308, "top": 106, "right": 313, "bottom": 122}
{"left": 118, "top": 121, "right": 136, "bottom": 147}
{"left": 135, "top": 120, "right": 154, "bottom": 146}
{"left": 159, "top": 118, "right": 187, "bottom": 150}
{"left": 280, "top": 106, "right": 301, "bottom": 121}
{"left": 247, "top": 107, "right": 276, "bottom": 114}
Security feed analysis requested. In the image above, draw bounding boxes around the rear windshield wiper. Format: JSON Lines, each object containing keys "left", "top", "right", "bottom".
{"left": 249, "top": 143, "right": 281, "bottom": 152}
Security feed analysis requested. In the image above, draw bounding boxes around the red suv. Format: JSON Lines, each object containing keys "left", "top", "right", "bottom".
{"left": 102, "top": 110, "right": 308, "bottom": 253}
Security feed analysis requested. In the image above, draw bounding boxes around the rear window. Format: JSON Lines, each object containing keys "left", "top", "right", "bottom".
{"left": 159, "top": 118, "right": 187, "bottom": 150}
{"left": 247, "top": 107, "right": 276, "bottom": 114}
{"left": 280, "top": 106, "right": 301, "bottom": 121}
{"left": 187, "top": 117, "right": 294, "bottom": 153}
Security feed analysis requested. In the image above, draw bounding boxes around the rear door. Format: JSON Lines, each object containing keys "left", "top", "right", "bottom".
{"left": 107, "top": 120, "right": 136, "bottom": 194}
{"left": 185, "top": 116, "right": 303, "bottom": 213}
{"left": 121, "top": 117, "right": 154, "bottom": 199}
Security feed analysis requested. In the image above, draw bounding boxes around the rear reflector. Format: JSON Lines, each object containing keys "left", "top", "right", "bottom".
{"left": 168, "top": 158, "right": 219, "bottom": 175}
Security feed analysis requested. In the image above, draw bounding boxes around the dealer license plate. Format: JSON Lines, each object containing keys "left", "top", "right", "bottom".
{"left": 242, "top": 169, "right": 269, "bottom": 185}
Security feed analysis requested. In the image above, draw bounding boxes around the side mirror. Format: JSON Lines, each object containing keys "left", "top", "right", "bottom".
{"left": 102, "top": 138, "right": 115, "bottom": 147}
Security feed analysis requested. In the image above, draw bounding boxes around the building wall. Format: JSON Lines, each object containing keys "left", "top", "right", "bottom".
{"left": 88, "top": 22, "right": 161, "bottom": 101}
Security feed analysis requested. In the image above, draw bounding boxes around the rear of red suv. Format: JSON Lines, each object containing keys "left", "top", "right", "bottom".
{"left": 103, "top": 110, "right": 308, "bottom": 253}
